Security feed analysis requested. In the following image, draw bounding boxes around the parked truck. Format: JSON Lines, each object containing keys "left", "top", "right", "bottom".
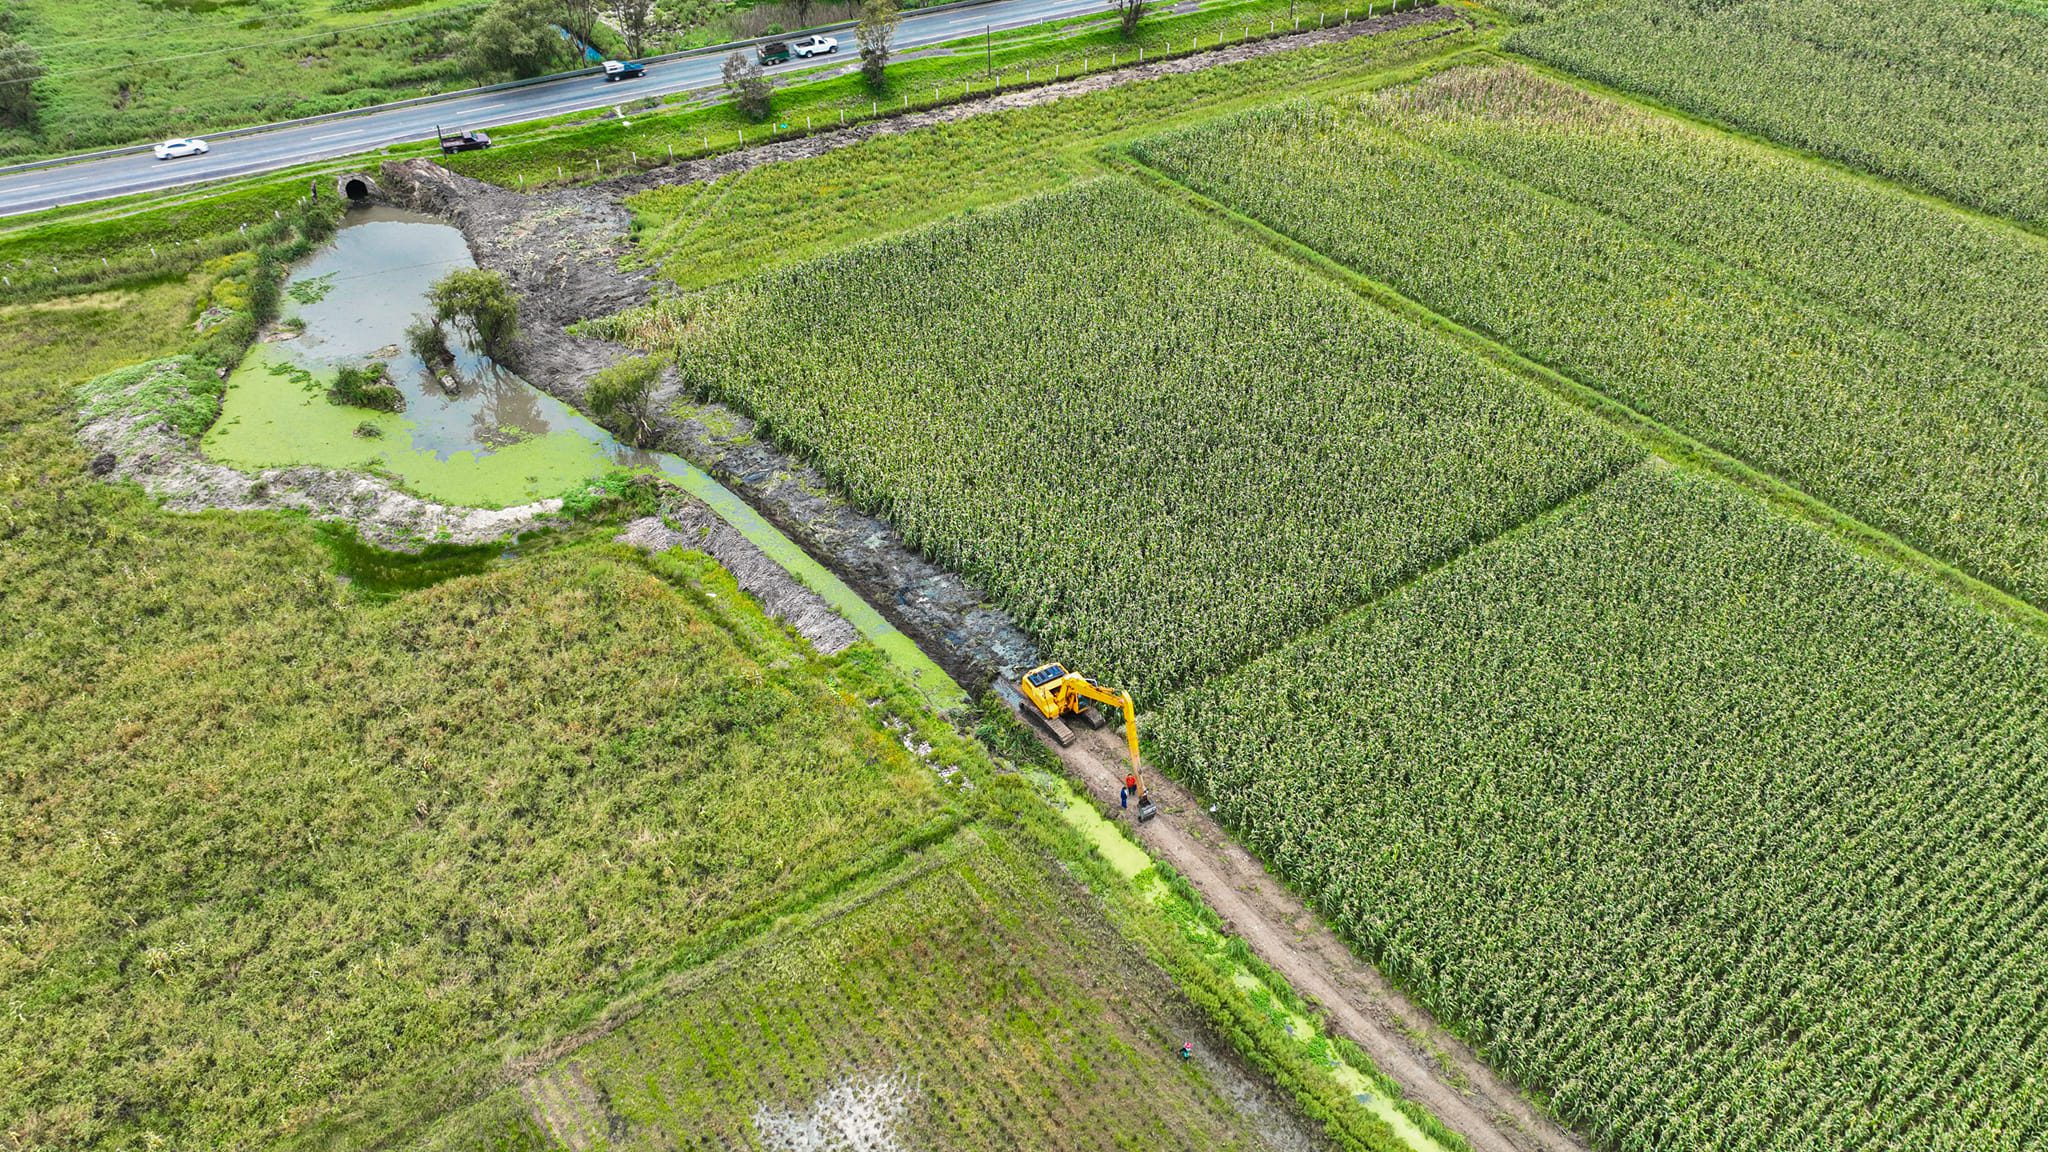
{"left": 435, "top": 125, "right": 492, "bottom": 154}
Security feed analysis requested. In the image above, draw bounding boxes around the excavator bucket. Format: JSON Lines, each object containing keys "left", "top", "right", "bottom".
{"left": 1136, "top": 794, "right": 1159, "bottom": 822}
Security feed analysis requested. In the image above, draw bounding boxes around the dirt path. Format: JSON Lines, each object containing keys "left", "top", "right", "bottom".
{"left": 1053, "top": 724, "right": 1588, "bottom": 1152}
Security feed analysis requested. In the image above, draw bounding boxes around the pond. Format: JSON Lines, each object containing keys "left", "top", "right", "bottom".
{"left": 203, "top": 206, "right": 962, "bottom": 705}
{"left": 204, "top": 205, "right": 651, "bottom": 509}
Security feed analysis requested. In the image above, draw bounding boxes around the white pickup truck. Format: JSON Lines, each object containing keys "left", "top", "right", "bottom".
{"left": 788, "top": 34, "right": 840, "bottom": 57}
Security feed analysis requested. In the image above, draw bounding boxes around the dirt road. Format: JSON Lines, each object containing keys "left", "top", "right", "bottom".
{"left": 1053, "top": 724, "right": 1588, "bottom": 1152}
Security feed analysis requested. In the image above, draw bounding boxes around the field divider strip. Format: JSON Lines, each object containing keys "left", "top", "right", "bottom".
{"left": 1491, "top": 49, "right": 2048, "bottom": 247}
{"left": 1116, "top": 154, "right": 2048, "bottom": 644}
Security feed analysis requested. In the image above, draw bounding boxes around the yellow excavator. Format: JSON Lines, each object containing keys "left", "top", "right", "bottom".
{"left": 1017, "top": 662, "right": 1158, "bottom": 822}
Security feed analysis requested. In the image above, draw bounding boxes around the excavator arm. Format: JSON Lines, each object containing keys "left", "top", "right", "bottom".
{"left": 1071, "top": 681, "right": 1142, "bottom": 788}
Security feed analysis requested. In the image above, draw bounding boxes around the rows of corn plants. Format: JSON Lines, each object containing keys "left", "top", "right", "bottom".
{"left": 654, "top": 179, "right": 1639, "bottom": 696}
{"left": 1131, "top": 93, "right": 2048, "bottom": 608}
{"left": 407, "top": 829, "right": 1307, "bottom": 1150}
{"left": 1360, "top": 63, "right": 2048, "bottom": 401}
{"left": 1507, "top": 0, "right": 2048, "bottom": 227}
{"left": 1156, "top": 463, "right": 2048, "bottom": 1152}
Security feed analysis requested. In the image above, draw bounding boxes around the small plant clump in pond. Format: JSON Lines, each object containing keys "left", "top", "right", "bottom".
{"left": 329, "top": 360, "right": 404, "bottom": 412}
{"left": 405, "top": 315, "right": 454, "bottom": 370}
{"left": 353, "top": 420, "right": 384, "bottom": 438}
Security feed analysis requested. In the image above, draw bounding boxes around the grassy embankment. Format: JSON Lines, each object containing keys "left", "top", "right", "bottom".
{"left": 614, "top": 10, "right": 1485, "bottom": 290}
{"left": 443, "top": 0, "right": 1457, "bottom": 189}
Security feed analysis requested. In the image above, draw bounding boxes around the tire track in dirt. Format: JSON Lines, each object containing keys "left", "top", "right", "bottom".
{"left": 1051, "top": 723, "right": 1588, "bottom": 1152}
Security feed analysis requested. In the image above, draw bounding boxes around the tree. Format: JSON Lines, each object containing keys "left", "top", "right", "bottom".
{"left": 587, "top": 356, "right": 662, "bottom": 446}
{"left": 427, "top": 269, "right": 520, "bottom": 362}
{"left": 857, "top": 0, "right": 899, "bottom": 87}
{"left": 722, "top": 51, "right": 771, "bottom": 122}
{"left": 617, "top": 0, "right": 660, "bottom": 56}
{"left": 555, "top": 0, "right": 603, "bottom": 59}
{"left": 0, "top": 32, "right": 44, "bottom": 130}
{"left": 464, "top": 0, "right": 565, "bottom": 80}
{"left": 1107, "top": 0, "right": 1145, "bottom": 37}
{"left": 793, "top": 0, "right": 814, "bottom": 30}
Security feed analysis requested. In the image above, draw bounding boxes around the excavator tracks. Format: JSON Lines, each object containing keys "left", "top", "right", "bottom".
{"left": 1021, "top": 702, "right": 1077, "bottom": 747}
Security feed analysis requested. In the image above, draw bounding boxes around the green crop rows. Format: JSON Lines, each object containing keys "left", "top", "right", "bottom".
{"left": 406, "top": 829, "right": 1301, "bottom": 1150}
{"left": 660, "top": 179, "right": 1638, "bottom": 696}
{"left": 1343, "top": 64, "right": 2048, "bottom": 400}
{"left": 1507, "top": 0, "right": 2048, "bottom": 227}
{"left": 1156, "top": 464, "right": 2048, "bottom": 1150}
{"left": 1130, "top": 72, "right": 2048, "bottom": 608}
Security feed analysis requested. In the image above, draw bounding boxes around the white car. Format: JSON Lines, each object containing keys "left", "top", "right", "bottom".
{"left": 153, "top": 137, "right": 209, "bottom": 160}
{"left": 789, "top": 34, "right": 839, "bottom": 57}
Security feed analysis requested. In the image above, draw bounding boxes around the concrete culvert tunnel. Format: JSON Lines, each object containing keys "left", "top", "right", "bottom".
{"left": 338, "top": 175, "right": 376, "bottom": 203}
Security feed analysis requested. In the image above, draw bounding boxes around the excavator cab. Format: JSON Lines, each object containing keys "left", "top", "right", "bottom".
{"left": 1018, "top": 662, "right": 1158, "bottom": 822}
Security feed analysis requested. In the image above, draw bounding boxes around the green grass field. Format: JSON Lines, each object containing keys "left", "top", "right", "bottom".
{"left": 6, "top": 0, "right": 486, "bottom": 158}
{"left": 0, "top": 273, "right": 962, "bottom": 1147}
{"left": 622, "top": 8, "right": 1475, "bottom": 292}
{"left": 401, "top": 827, "right": 1314, "bottom": 1150}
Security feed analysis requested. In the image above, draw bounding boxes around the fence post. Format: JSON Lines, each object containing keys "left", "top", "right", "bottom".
{"left": 668, "top": 144, "right": 674, "bottom": 160}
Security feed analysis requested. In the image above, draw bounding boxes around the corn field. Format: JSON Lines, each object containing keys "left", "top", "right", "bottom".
{"left": 666, "top": 180, "right": 1638, "bottom": 696}
{"left": 1133, "top": 96, "right": 2048, "bottom": 608}
{"left": 1157, "top": 465, "right": 2048, "bottom": 1152}
{"left": 1508, "top": 0, "right": 2048, "bottom": 227}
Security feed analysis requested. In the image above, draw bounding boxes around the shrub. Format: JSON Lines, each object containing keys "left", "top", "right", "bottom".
{"left": 330, "top": 361, "right": 404, "bottom": 412}
{"left": 426, "top": 268, "right": 519, "bottom": 362}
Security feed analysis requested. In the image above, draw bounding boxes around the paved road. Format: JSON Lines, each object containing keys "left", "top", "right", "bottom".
{"left": 0, "top": 0, "right": 1108, "bottom": 218}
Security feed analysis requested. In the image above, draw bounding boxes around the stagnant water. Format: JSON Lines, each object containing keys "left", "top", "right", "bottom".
{"left": 204, "top": 206, "right": 961, "bottom": 704}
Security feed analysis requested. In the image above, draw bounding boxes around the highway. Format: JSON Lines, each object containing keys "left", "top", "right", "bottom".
{"left": 0, "top": 0, "right": 1108, "bottom": 218}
